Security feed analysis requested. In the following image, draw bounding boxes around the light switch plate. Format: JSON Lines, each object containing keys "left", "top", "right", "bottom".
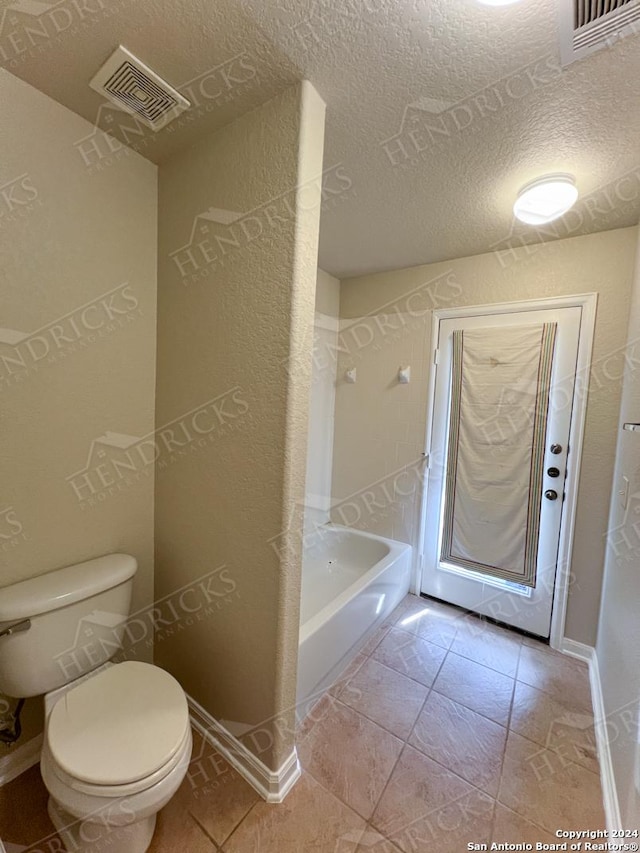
{"left": 619, "top": 475, "right": 630, "bottom": 510}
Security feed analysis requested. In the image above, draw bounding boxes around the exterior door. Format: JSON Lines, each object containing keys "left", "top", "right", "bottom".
{"left": 421, "top": 305, "right": 582, "bottom": 638}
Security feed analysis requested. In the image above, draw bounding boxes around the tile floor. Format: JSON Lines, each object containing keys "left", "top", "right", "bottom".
{"left": 0, "top": 594, "right": 605, "bottom": 852}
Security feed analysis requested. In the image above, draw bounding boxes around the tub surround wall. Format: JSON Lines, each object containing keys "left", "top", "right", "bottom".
{"left": 305, "top": 269, "right": 340, "bottom": 531}
{"left": 0, "top": 69, "right": 157, "bottom": 749}
{"left": 331, "top": 310, "right": 431, "bottom": 546}
{"left": 155, "top": 81, "right": 326, "bottom": 778}
{"left": 315, "top": 268, "right": 341, "bottom": 317}
{"left": 334, "top": 227, "right": 637, "bottom": 647}
{"left": 596, "top": 224, "right": 640, "bottom": 829}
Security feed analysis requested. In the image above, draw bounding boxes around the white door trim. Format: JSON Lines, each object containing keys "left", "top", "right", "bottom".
{"left": 413, "top": 293, "right": 598, "bottom": 651}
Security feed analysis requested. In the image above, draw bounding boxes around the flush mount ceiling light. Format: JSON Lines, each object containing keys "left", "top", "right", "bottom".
{"left": 513, "top": 174, "right": 579, "bottom": 225}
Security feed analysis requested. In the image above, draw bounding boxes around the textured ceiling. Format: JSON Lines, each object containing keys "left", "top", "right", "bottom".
{"left": 2, "top": 0, "right": 640, "bottom": 277}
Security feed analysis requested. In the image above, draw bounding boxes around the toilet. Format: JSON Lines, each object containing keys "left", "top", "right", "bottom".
{"left": 0, "top": 554, "right": 192, "bottom": 853}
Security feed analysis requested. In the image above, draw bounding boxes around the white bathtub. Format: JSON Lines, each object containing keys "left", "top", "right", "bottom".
{"left": 296, "top": 524, "right": 411, "bottom": 711}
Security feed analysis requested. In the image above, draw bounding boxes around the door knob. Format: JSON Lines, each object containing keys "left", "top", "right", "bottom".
{"left": 545, "top": 489, "right": 558, "bottom": 501}
{"left": 550, "top": 444, "right": 562, "bottom": 454}
{"left": 547, "top": 467, "right": 560, "bottom": 478}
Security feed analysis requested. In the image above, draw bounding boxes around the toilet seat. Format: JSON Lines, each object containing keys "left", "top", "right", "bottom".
{"left": 41, "top": 725, "right": 193, "bottom": 830}
{"left": 43, "top": 723, "right": 192, "bottom": 798}
{"left": 46, "top": 661, "right": 190, "bottom": 788}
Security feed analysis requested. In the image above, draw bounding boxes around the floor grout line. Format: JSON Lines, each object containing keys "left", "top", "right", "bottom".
{"left": 188, "top": 810, "right": 223, "bottom": 848}
{"left": 512, "top": 673, "right": 594, "bottom": 714}
{"left": 400, "top": 683, "right": 511, "bottom": 806}
{"left": 330, "top": 695, "right": 406, "bottom": 745}
{"left": 217, "top": 799, "right": 262, "bottom": 852}
{"left": 491, "top": 644, "right": 521, "bottom": 843}
{"left": 500, "top": 724, "right": 603, "bottom": 777}
{"left": 351, "top": 649, "right": 439, "bottom": 690}
{"left": 368, "top": 753, "right": 497, "bottom": 847}
{"left": 334, "top": 629, "right": 503, "bottom": 830}
{"left": 429, "top": 682, "right": 512, "bottom": 729}
{"left": 296, "top": 755, "right": 382, "bottom": 824}
{"left": 299, "top": 595, "right": 603, "bottom": 844}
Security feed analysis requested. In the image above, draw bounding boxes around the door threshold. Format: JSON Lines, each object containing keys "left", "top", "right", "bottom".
{"left": 417, "top": 593, "right": 550, "bottom": 644}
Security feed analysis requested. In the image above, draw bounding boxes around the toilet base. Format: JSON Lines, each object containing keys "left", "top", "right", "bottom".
{"left": 48, "top": 797, "right": 156, "bottom": 853}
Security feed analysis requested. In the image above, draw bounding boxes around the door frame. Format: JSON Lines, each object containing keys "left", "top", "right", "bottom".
{"left": 413, "top": 293, "right": 598, "bottom": 650}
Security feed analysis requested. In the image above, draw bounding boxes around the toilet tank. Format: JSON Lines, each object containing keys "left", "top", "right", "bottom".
{"left": 0, "top": 554, "right": 137, "bottom": 698}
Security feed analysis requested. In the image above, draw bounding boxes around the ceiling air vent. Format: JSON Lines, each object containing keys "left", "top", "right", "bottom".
{"left": 89, "top": 46, "right": 190, "bottom": 131}
{"left": 559, "top": 0, "right": 640, "bottom": 64}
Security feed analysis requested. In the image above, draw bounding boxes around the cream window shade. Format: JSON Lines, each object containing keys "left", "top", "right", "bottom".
{"left": 440, "top": 323, "right": 557, "bottom": 588}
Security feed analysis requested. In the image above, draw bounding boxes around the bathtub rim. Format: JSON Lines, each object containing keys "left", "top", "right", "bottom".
{"left": 298, "top": 524, "right": 411, "bottom": 645}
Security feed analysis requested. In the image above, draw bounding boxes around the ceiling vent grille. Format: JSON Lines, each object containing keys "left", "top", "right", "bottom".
{"left": 89, "top": 46, "right": 190, "bottom": 131}
{"left": 560, "top": 0, "right": 640, "bottom": 64}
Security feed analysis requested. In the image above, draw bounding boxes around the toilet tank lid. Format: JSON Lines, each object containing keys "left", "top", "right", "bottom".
{"left": 0, "top": 554, "right": 137, "bottom": 622}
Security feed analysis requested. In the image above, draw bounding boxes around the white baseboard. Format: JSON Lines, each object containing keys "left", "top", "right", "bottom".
{"left": 0, "top": 733, "right": 42, "bottom": 787}
{"left": 187, "top": 694, "right": 301, "bottom": 804}
{"left": 0, "top": 701, "right": 302, "bottom": 806}
{"left": 560, "top": 637, "right": 593, "bottom": 663}
{"left": 561, "top": 638, "right": 621, "bottom": 833}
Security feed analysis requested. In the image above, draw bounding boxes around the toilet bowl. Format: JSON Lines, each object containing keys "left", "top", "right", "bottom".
{"left": 0, "top": 554, "right": 193, "bottom": 853}
{"left": 41, "top": 660, "right": 192, "bottom": 853}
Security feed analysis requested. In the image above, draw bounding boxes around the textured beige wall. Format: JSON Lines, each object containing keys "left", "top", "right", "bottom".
{"left": 0, "top": 69, "right": 157, "bottom": 747}
{"left": 155, "top": 82, "right": 325, "bottom": 772}
{"left": 335, "top": 227, "right": 637, "bottom": 646}
{"left": 596, "top": 228, "right": 640, "bottom": 829}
